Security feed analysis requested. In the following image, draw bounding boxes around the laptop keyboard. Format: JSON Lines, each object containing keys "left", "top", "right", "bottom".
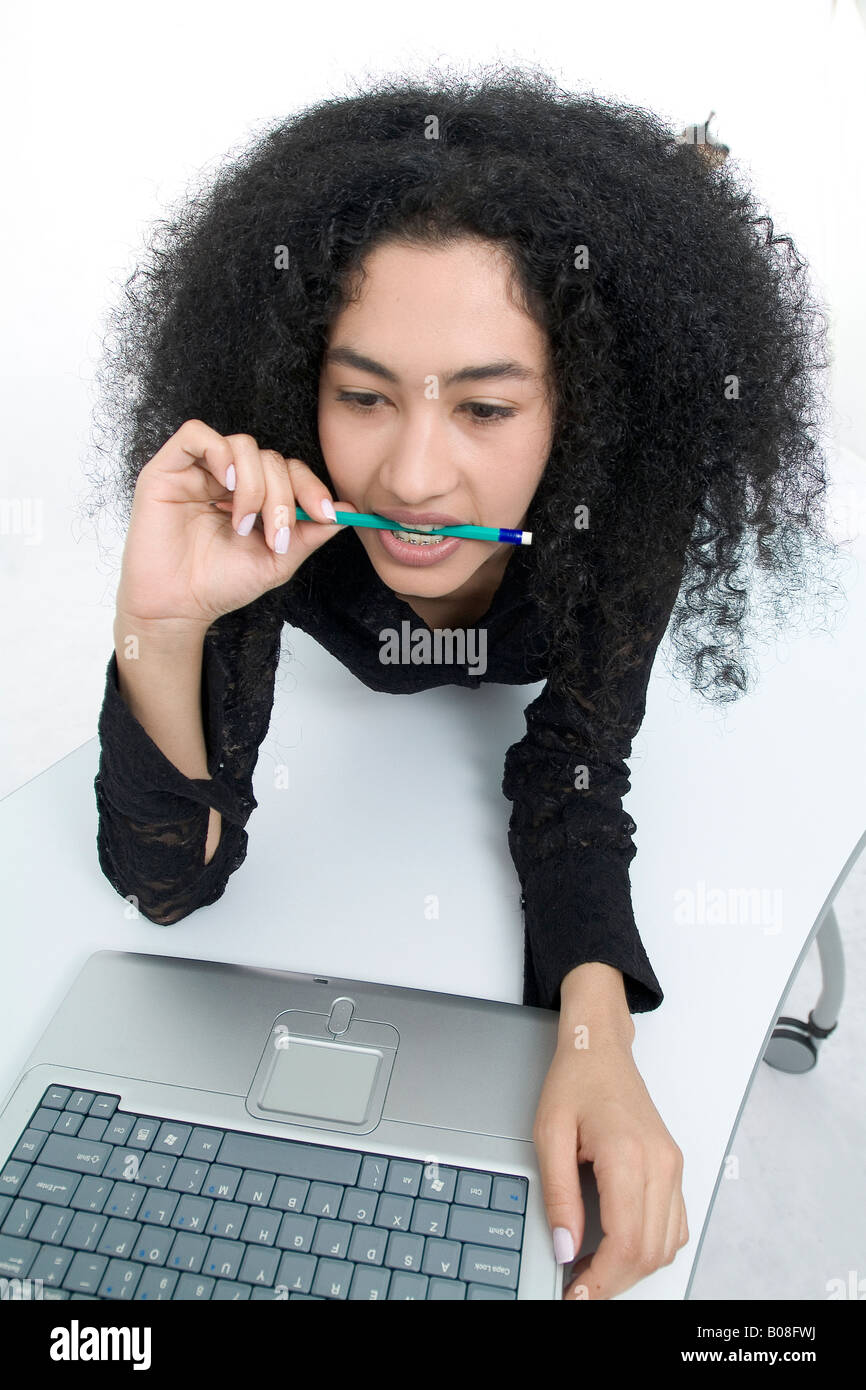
{"left": 0, "top": 1085, "right": 528, "bottom": 1299}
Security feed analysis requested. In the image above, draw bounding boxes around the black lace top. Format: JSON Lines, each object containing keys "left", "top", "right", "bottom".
{"left": 94, "top": 526, "right": 680, "bottom": 1014}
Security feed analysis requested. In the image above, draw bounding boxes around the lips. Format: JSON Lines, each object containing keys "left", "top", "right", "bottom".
{"left": 374, "top": 508, "right": 467, "bottom": 528}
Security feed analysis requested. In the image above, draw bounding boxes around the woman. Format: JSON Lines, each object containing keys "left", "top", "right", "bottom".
{"left": 86, "top": 63, "right": 837, "bottom": 1299}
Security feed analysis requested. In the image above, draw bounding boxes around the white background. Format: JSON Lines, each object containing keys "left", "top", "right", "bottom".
{"left": 1, "top": 0, "right": 864, "bottom": 1301}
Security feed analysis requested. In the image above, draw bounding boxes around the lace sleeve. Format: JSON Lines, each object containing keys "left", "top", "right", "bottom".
{"left": 501, "top": 576, "right": 682, "bottom": 1016}
{"left": 93, "top": 589, "right": 286, "bottom": 924}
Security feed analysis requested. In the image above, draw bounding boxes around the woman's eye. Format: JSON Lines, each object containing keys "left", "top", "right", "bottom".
{"left": 335, "top": 391, "right": 516, "bottom": 426}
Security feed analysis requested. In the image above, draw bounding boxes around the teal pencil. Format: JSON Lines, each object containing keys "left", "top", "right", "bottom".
{"left": 294, "top": 507, "right": 532, "bottom": 546}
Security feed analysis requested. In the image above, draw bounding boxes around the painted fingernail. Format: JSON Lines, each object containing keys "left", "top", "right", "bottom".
{"left": 237, "top": 512, "right": 257, "bottom": 536}
{"left": 274, "top": 526, "right": 290, "bottom": 554}
{"left": 320, "top": 499, "right": 337, "bottom": 521}
{"left": 225, "top": 464, "right": 236, "bottom": 491}
{"left": 553, "top": 1227, "right": 575, "bottom": 1264}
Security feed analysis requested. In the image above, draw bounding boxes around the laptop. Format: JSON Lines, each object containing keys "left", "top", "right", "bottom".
{"left": 0, "top": 950, "right": 602, "bottom": 1300}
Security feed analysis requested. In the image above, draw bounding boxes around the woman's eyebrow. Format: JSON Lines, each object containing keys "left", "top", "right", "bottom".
{"left": 324, "top": 345, "right": 538, "bottom": 386}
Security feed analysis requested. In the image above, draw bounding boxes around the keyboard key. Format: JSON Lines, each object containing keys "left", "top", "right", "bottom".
{"left": 99, "top": 1258, "right": 142, "bottom": 1300}
{"left": 0, "top": 1162, "right": 31, "bottom": 1196}
{"left": 30, "top": 1245, "right": 74, "bottom": 1287}
{"left": 275, "top": 1251, "right": 316, "bottom": 1294}
{"left": 270, "top": 1176, "right": 308, "bottom": 1211}
{"left": 103, "top": 1182, "right": 147, "bottom": 1220}
{"left": 459, "top": 1244, "right": 520, "bottom": 1290}
{"left": 66, "top": 1213, "right": 107, "bottom": 1251}
{"left": 348, "top": 1264, "right": 390, "bottom": 1299}
{"left": 275, "top": 1213, "right": 316, "bottom": 1252}
{"left": 467, "top": 1283, "right": 516, "bottom": 1299}
{"left": 384, "top": 1231, "right": 425, "bottom": 1271}
{"left": 39, "top": 1135, "right": 112, "bottom": 1175}
{"left": 237, "top": 1244, "right": 280, "bottom": 1287}
{"left": 135, "top": 1226, "right": 176, "bottom": 1265}
{"left": 339, "top": 1187, "right": 378, "bottom": 1225}
{"left": 202, "top": 1165, "right": 243, "bottom": 1201}
{"left": 0, "top": 1235, "right": 39, "bottom": 1277}
{"left": 90, "top": 1095, "right": 120, "bottom": 1121}
{"left": 346, "top": 1224, "right": 387, "bottom": 1266}
{"left": 491, "top": 1175, "right": 528, "bottom": 1214}
{"left": 138, "top": 1191, "right": 179, "bottom": 1227}
{"left": 136, "top": 1153, "right": 176, "bottom": 1188}
{"left": 240, "top": 1208, "right": 281, "bottom": 1246}
{"left": 373, "top": 1193, "right": 413, "bottom": 1231}
{"left": 104, "top": 1113, "right": 137, "bottom": 1145}
{"left": 384, "top": 1160, "right": 423, "bottom": 1197}
{"left": 419, "top": 1164, "right": 457, "bottom": 1202}
{"left": 388, "top": 1271, "right": 428, "bottom": 1298}
{"left": 175, "top": 1272, "right": 213, "bottom": 1300}
{"left": 410, "top": 1199, "right": 450, "bottom": 1237}
{"left": 153, "top": 1121, "right": 192, "bottom": 1155}
{"left": 31, "top": 1206, "right": 74, "bottom": 1244}
{"left": 52, "top": 1111, "right": 84, "bottom": 1136}
{"left": 206, "top": 1201, "right": 247, "bottom": 1240}
{"left": 168, "top": 1232, "right": 209, "bottom": 1272}
{"left": 235, "top": 1171, "right": 275, "bottom": 1206}
{"left": 217, "top": 1131, "right": 360, "bottom": 1186}
{"left": 311, "top": 1219, "right": 352, "bottom": 1259}
{"left": 1, "top": 1197, "right": 41, "bottom": 1239}
{"left": 66, "top": 1091, "right": 96, "bottom": 1114}
{"left": 357, "top": 1156, "right": 388, "bottom": 1191}
{"left": 126, "top": 1118, "right": 160, "bottom": 1150}
{"left": 421, "top": 1237, "right": 462, "bottom": 1279}
{"left": 78, "top": 1118, "right": 109, "bottom": 1141}
{"left": 447, "top": 1205, "right": 523, "bottom": 1250}
{"left": 133, "top": 1267, "right": 178, "bottom": 1300}
{"left": 455, "top": 1170, "right": 491, "bottom": 1207}
{"left": 183, "top": 1127, "right": 223, "bottom": 1162}
{"left": 171, "top": 1195, "right": 212, "bottom": 1234}
{"left": 63, "top": 1252, "right": 108, "bottom": 1294}
{"left": 303, "top": 1182, "right": 343, "bottom": 1218}
{"left": 11, "top": 1128, "right": 48, "bottom": 1164}
{"left": 429, "top": 1277, "right": 466, "bottom": 1298}
{"left": 42, "top": 1087, "right": 71, "bottom": 1109}
{"left": 167, "top": 1160, "right": 208, "bottom": 1195}
{"left": 70, "top": 1176, "right": 114, "bottom": 1213}
{"left": 311, "top": 1257, "right": 352, "bottom": 1299}
{"left": 211, "top": 1279, "right": 250, "bottom": 1299}
{"left": 21, "top": 1166, "right": 80, "bottom": 1206}
{"left": 203, "top": 1238, "right": 243, "bottom": 1279}
{"left": 28, "top": 1107, "right": 61, "bottom": 1131}
{"left": 97, "top": 1218, "right": 141, "bottom": 1258}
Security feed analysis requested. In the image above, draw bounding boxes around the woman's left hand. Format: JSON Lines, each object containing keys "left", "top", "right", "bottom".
{"left": 533, "top": 1024, "right": 689, "bottom": 1300}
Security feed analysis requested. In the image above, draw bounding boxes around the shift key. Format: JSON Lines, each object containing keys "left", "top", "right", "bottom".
{"left": 40, "top": 1135, "right": 113, "bottom": 1174}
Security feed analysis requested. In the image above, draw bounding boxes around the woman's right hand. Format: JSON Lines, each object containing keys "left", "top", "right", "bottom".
{"left": 115, "top": 418, "right": 356, "bottom": 629}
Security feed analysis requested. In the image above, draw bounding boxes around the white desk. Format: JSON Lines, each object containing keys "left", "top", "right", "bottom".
{"left": 2, "top": 451, "right": 863, "bottom": 1299}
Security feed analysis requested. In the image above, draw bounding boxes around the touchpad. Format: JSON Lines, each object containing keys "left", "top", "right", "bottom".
{"left": 261, "top": 1038, "right": 381, "bottom": 1125}
{"left": 246, "top": 1008, "right": 400, "bottom": 1135}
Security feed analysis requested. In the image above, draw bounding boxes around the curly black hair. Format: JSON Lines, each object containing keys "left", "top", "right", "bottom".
{"left": 82, "top": 60, "right": 843, "bottom": 752}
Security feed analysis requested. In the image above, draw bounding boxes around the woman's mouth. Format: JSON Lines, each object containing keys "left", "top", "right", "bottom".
{"left": 376, "top": 524, "right": 463, "bottom": 567}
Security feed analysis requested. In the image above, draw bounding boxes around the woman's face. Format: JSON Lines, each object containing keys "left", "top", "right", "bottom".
{"left": 317, "top": 237, "right": 554, "bottom": 616}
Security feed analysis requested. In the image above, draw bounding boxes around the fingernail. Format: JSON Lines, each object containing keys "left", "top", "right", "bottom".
{"left": 237, "top": 512, "right": 257, "bottom": 536}
{"left": 553, "top": 1227, "right": 575, "bottom": 1264}
{"left": 225, "top": 464, "right": 236, "bottom": 491}
{"left": 320, "top": 499, "right": 337, "bottom": 521}
{"left": 274, "top": 526, "right": 290, "bottom": 554}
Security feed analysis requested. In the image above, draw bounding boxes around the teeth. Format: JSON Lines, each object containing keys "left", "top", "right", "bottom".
{"left": 393, "top": 528, "right": 445, "bottom": 545}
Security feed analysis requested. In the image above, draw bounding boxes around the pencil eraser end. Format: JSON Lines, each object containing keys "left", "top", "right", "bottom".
{"left": 521, "top": 532, "right": 533, "bottom": 545}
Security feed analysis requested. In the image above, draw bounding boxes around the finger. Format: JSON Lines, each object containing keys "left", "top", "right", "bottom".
{"left": 562, "top": 1151, "right": 646, "bottom": 1300}
{"left": 533, "top": 1108, "right": 584, "bottom": 1274}
{"left": 223, "top": 434, "right": 266, "bottom": 537}
{"left": 149, "top": 418, "right": 237, "bottom": 494}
